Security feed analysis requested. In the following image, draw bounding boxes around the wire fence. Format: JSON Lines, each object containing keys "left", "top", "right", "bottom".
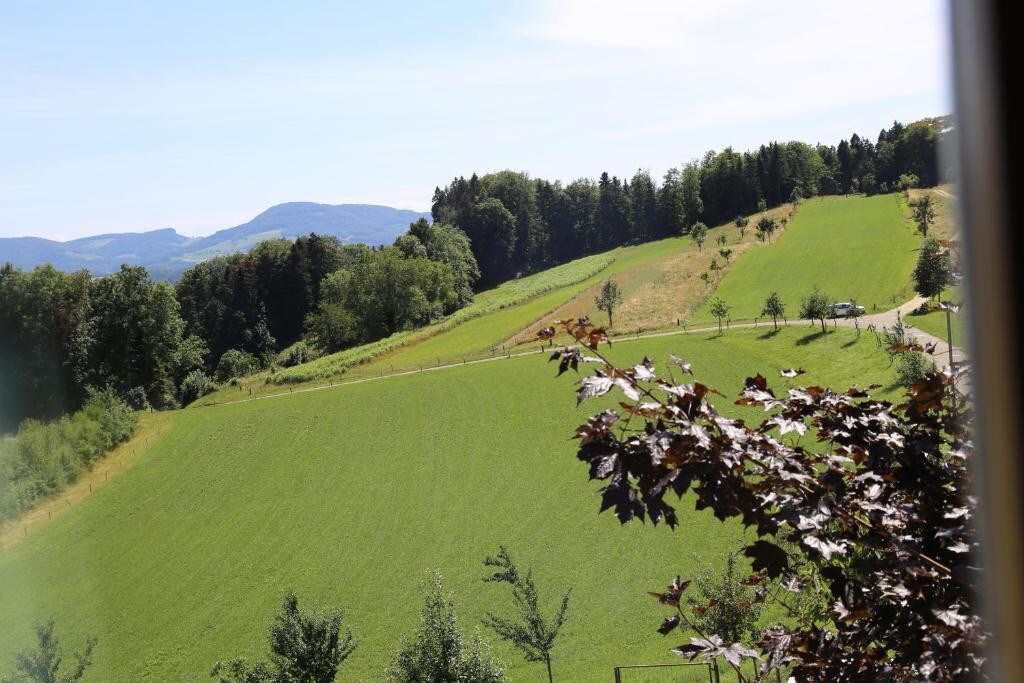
{"left": 613, "top": 662, "right": 715, "bottom": 683}
{"left": 613, "top": 661, "right": 787, "bottom": 683}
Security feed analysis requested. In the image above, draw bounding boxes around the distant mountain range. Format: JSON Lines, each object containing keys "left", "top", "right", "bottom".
{"left": 0, "top": 203, "right": 431, "bottom": 281}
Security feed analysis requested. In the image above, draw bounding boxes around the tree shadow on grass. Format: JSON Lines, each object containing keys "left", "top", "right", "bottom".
{"left": 795, "top": 330, "right": 830, "bottom": 346}
{"left": 884, "top": 381, "right": 905, "bottom": 394}
{"left": 758, "top": 328, "right": 781, "bottom": 339}
{"left": 841, "top": 336, "right": 862, "bottom": 349}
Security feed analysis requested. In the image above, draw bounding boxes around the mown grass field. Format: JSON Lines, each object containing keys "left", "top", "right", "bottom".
{"left": 0, "top": 326, "right": 901, "bottom": 681}
{"left": 692, "top": 194, "right": 920, "bottom": 323}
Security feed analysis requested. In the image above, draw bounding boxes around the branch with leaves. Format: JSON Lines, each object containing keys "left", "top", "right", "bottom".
{"left": 537, "top": 316, "right": 982, "bottom": 682}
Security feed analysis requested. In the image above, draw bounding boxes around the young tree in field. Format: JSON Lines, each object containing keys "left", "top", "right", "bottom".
{"left": 689, "top": 222, "right": 709, "bottom": 253}
{"left": 913, "top": 238, "right": 953, "bottom": 300}
{"left": 594, "top": 279, "right": 623, "bottom": 328}
{"left": 756, "top": 217, "right": 776, "bottom": 243}
{"left": 387, "top": 572, "right": 504, "bottom": 683}
{"left": 688, "top": 550, "right": 763, "bottom": 645}
{"left": 708, "top": 258, "right": 720, "bottom": 275}
{"left": 913, "top": 195, "right": 936, "bottom": 236}
{"left": 734, "top": 215, "right": 749, "bottom": 238}
{"left": 211, "top": 592, "right": 356, "bottom": 683}
{"left": 756, "top": 198, "right": 767, "bottom": 214}
{"left": 718, "top": 248, "right": 733, "bottom": 264}
{"left": 482, "top": 547, "right": 570, "bottom": 683}
{"left": 4, "top": 621, "right": 96, "bottom": 683}
{"left": 709, "top": 298, "right": 730, "bottom": 334}
{"left": 716, "top": 234, "right": 728, "bottom": 247}
{"left": 799, "top": 288, "right": 832, "bottom": 333}
{"left": 760, "top": 292, "right": 785, "bottom": 330}
{"left": 543, "top": 317, "right": 981, "bottom": 681}
{"left": 699, "top": 272, "right": 711, "bottom": 289}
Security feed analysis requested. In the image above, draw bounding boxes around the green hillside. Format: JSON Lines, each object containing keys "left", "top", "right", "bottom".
{"left": 0, "top": 327, "right": 901, "bottom": 681}
{"left": 693, "top": 194, "right": 920, "bottom": 323}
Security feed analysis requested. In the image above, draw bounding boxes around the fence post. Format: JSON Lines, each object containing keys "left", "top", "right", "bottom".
{"left": 614, "top": 667, "right": 621, "bottom": 683}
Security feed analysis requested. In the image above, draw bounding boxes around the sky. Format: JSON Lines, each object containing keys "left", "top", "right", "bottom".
{"left": 0, "top": 0, "right": 952, "bottom": 241}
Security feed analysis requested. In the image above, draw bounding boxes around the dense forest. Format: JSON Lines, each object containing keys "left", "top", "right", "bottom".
{"left": 0, "top": 117, "right": 947, "bottom": 431}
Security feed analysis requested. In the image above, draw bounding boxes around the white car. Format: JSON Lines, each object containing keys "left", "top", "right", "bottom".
{"left": 832, "top": 302, "right": 865, "bottom": 317}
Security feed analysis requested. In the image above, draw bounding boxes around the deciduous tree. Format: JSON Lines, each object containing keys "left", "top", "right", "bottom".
{"left": 481, "top": 546, "right": 570, "bottom": 683}
{"left": 913, "top": 238, "right": 952, "bottom": 300}
{"left": 594, "top": 279, "right": 623, "bottom": 328}
{"left": 799, "top": 288, "right": 832, "bottom": 333}
{"left": 760, "top": 292, "right": 785, "bottom": 330}
{"left": 689, "top": 222, "right": 709, "bottom": 253}
{"left": 5, "top": 620, "right": 96, "bottom": 683}
{"left": 913, "top": 194, "right": 936, "bottom": 236}
{"left": 211, "top": 591, "right": 356, "bottom": 683}
{"left": 709, "top": 298, "right": 730, "bottom": 333}
{"left": 387, "top": 572, "right": 504, "bottom": 683}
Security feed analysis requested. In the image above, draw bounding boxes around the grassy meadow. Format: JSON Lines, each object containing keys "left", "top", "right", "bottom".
{"left": 691, "top": 194, "right": 920, "bottom": 323}
{"left": 0, "top": 326, "right": 901, "bottom": 681}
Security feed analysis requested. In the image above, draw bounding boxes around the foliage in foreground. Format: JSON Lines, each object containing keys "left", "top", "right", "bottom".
{"left": 481, "top": 547, "right": 570, "bottom": 683}
{"left": 211, "top": 592, "right": 356, "bottom": 683}
{"left": 2, "top": 620, "right": 96, "bottom": 683}
{"left": 541, "top": 317, "right": 981, "bottom": 681}
{"left": 0, "top": 388, "right": 136, "bottom": 522}
{"left": 387, "top": 572, "right": 504, "bottom": 683}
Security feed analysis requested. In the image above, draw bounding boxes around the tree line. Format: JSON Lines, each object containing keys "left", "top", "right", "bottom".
{"left": 432, "top": 116, "right": 948, "bottom": 286}
{"left": 0, "top": 222, "right": 479, "bottom": 430}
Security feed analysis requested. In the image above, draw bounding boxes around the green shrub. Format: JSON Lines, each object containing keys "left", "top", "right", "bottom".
{"left": 215, "top": 349, "right": 260, "bottom": 382}
{"left": 280, "top": 341, "right": 317, "bottom": 368}
{"left": 387, "top": 572, "right": 504, "bottom": 683}
{"left": 180, "top": 370, "right": 218, "bottom": 405}
{"left": 896, "top": 352, "right": 932, "bottom": 388}
{"left": 0, "top": 388, "right": 136, "bottom": 522}
{"left": 125, "top": 386, "right": 150, "bottom": 411}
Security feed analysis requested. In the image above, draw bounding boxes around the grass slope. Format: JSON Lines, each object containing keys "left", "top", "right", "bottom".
{"left": 693, "top": 194, "right": 919, "bottom": 323}
{"left": 0, "top": 327, "right": 900, "bottom": 681}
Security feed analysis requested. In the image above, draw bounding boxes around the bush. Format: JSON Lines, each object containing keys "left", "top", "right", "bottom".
{"left": 180, "top": 370, "right": 218, "bottom": 405}
{"left": 125, "top": 386, "right": 150, "bottom": 411}
{"left": 387, "top": 572, "right": 504, "bottom": 683}
{"left": 0, "top": 388, "right": 136, "bottom": 522}
{"left": 211, "top": 591, "right": 356, "bottom": 683}
{"left": 280, "top": 341, "right": 317, "bottom": 368}
{"left": 912, "top": 301, "right": 931, "bottom": 315}
{"left": 215, "top": 349, "right": 260, "bottom": 382}
{"left": 896, "top": 352, "right": 932, "bottom": 388}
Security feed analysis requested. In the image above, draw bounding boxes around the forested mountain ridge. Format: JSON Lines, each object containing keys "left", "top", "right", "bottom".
{"left": 0, "top": 203, "right": 429, "bottom": 280}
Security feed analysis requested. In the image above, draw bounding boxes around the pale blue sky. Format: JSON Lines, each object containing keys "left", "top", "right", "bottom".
{"left": 0, "top": 1, "right": 951, "bottom": 240}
